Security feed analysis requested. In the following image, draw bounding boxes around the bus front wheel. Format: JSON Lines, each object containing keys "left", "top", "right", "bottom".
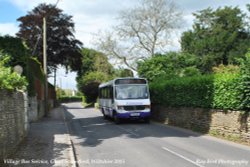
{"left": 144, "top": 118, "right": 150, "bottom": 123}
{"left": 114, "top": 114, "right": 121, "bottom": 124}
{"left": 102, "top": 108, "right": 108, "bottom": 119}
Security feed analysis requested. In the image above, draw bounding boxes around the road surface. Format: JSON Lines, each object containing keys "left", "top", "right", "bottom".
{"left": 63, "top": 102, "right": 250, "bottom": 167}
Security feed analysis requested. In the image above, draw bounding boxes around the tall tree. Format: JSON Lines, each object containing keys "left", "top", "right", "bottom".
{"left": 181, "top": 6, "right": 250, "bottom": 73}
{"left": 77, "top": 48, "right": 114, "bottom": 77}
{"left": 76, "top": 48, "right": 115, "bottom": 103}
{"left": 16, "top": 3, "right": 82, "bottom": 72}
{"left": 95, "top": 0, "right": 182, "bottom": 71}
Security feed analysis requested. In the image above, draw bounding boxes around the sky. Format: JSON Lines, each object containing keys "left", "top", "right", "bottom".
{"left": 0, "top": 0, "right": 249, "bottom": 89}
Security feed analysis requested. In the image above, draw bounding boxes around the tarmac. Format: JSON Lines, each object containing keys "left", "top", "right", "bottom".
{"left": 2, "top": 106, "right": 76, "bottom": 167}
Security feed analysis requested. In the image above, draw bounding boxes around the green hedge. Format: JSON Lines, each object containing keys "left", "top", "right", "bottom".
{"left": 150, "top": 73, "right": 243, "bottom": 110}
{"left": 59, "top": 96, "right": 83, "bottom": 103}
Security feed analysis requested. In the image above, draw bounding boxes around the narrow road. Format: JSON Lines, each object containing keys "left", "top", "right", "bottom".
{"left": 63, "top": 102, "right": 250, "bottom": 167}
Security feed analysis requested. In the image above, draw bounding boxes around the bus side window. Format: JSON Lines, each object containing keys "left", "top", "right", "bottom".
{"left": 103, "top": 88, "right": 106, "bottom": 99}
{"left": 104, "top": 87, "right": 109, "bottom": 99}
{"left": 110, "top": 86, "right": 113, "bottom": 99}
{"left": 107, "top": 87, "right": 110, "bottom": 99}
{"left": 99, "top": 88, "right": 102, "bottom": 98}
{"left": 101, "top": 88, "right": 104, "bottom": 98}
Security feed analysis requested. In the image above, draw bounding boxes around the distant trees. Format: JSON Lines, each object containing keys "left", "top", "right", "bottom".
{"left": 96, "top": 0, "right": 182, "bottom": 71}
{"left": 181, "top": 6, "right": 250, "bottom": 73}
{"left": 115, "top": 68, "right": 134, "bottom": 78}
{"left": 16, "top": 3, "right": 82, "bottom": 72}
{"left": 76, "top": 48, "right": 136, "bottom": 103}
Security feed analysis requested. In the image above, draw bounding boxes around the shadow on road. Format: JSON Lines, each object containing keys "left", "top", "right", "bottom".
{"left": 63, "top": 103, "right": 202, "bottom": 148}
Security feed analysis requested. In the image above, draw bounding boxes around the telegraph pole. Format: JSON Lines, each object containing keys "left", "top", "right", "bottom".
{"left": 43, "top": 17, "right": 49, "bottom": 117}
{"left": 43, "top": 0, "right": 61, "bottom": 117}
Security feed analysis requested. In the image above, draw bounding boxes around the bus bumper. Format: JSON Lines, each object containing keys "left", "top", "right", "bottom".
{"left": 116, "top": 112, "right": 151, "bottom": 119}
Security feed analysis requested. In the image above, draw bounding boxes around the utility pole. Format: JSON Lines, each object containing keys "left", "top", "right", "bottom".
{"left": 43, "top": 17, "right": 49, "bottom": 117}
{"left": 42, "top": 0, "right": 61, "bottom": 117}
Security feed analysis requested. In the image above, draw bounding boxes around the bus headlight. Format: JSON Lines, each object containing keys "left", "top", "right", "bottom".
{"left": 144, "top": 105, "right": 151, "bottom": 109}
{"left": 117, "top": 106, "right": 124, "bottom": 110}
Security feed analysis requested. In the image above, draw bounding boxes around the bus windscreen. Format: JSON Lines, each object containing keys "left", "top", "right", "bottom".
{"left": 115, "top": 85, "right": 148, "bottom": 100}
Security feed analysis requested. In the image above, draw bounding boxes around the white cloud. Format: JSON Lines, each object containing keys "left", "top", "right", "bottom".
{"left": 72, "top": 13, "right": 116, "bottom": 47}
{"left": 0, "top": 23, "right": 18, "bottom": 36}
{"left": 8, "top": 0, "right": 137, "bottom": 47}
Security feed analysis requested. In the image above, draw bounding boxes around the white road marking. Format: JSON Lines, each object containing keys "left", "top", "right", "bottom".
{"left": 162, "top": 147, "right": 205, "bottom": 167}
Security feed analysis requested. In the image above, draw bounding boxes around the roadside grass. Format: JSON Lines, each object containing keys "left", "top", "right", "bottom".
{"left": 208, "top": 129, "right": 250, "bottom": 146}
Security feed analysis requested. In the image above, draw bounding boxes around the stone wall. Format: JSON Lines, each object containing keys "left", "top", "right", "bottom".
{"left": 28, "top": 96, "right": 38, "bottom": 122}
{"left": 0, "top": 90, "right": 28, "bottom": 160}
{"left": 28, "top": 97, "right": 56, "bottom": 122}
{"left": 152, "top": 105, "right": 250, "bottom": 144}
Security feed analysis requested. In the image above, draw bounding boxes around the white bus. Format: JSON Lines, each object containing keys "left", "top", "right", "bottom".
{"left": 98, "top": 78, "right": 151, "bottom": 123}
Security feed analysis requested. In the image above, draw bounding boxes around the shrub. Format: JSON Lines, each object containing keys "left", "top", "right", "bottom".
{"left": 150, "top": 75, "right": 214, "bottom": 108}
{"left": 0, "top": 59, "right": 27, "bottom": 90}
{"left": 238, "top": 52, "right": 250, "bottom": 110}
{"left": 212, "top": 73, "right": 241, "bottom": 109}
{"left": 150, "top": 73, "right": 242, "bottom": 110}
{"left": 59, "top": 96, "right": 82, "bottom": 103}
{"left": 180, "top": 66, "right": 201, "bottom": 77}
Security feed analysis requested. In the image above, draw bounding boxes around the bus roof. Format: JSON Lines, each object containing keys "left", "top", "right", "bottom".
{"left": 99, "top": 77, "right": 147, "bottom": 88}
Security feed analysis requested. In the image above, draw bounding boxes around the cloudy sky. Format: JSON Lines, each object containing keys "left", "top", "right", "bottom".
{"left": 0, "top": 0, "right": 249, "bottom": 89}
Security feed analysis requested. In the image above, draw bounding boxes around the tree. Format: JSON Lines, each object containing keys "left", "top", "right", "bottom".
{"left": 76, "top": 48, "right": 115, "bottom": 103}
{"left": 181, "top": 6, "right": 250, "bottom": 73}
{"left": 0, "top": 35, "right": 29, "bottom": 67}
{"left": 77, "top": 72, "right": 110, "bottom": 103}
{"left": 95, "top": 0, "right": 182, "bottom": 70}
{"left": 138, "top": 52, "right": 200, "bottom": 81}
{"left": 77, "top": 48, "right": 114, "bottom": 77}
{"left": 115, "top": 68, "right": 134, "bottom": 78}
{"left": 16, "top": 3, "right": 82, "bottom": 72}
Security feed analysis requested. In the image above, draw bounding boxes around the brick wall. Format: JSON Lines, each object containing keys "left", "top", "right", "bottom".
{"left": 152, "top": 105, "right": 250, "bottom": 144}
{"left": 0, "top": 90, "right": 28, "bottom": 160}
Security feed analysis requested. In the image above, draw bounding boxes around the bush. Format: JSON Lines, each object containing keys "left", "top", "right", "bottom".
{"left": 59, "top": 96, "right": 82, "bottom": 103}
{"left": 212, "top": 73, "right": 242, "bottom": 109}
{"left": 82, "top": 95, "right": 88, "bottom": 107}
{"left": 150, "top": 73, "right": 242, "bottom": 110}
{"left": 238, "top": 52, "right": 250, "bottom": 110}
{"left": 150, "top": 75, "right": 214, "bottom": 108}
{"left": 77, "top": 71, "right": 110, "bottom": 103}
{"left": 0, "top": 60, "right": 27, "bottom": 90}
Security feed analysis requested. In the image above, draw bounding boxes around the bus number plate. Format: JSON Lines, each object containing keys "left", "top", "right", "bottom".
{"left": 130, "top": 113, "right": 140, "bottom": 116}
